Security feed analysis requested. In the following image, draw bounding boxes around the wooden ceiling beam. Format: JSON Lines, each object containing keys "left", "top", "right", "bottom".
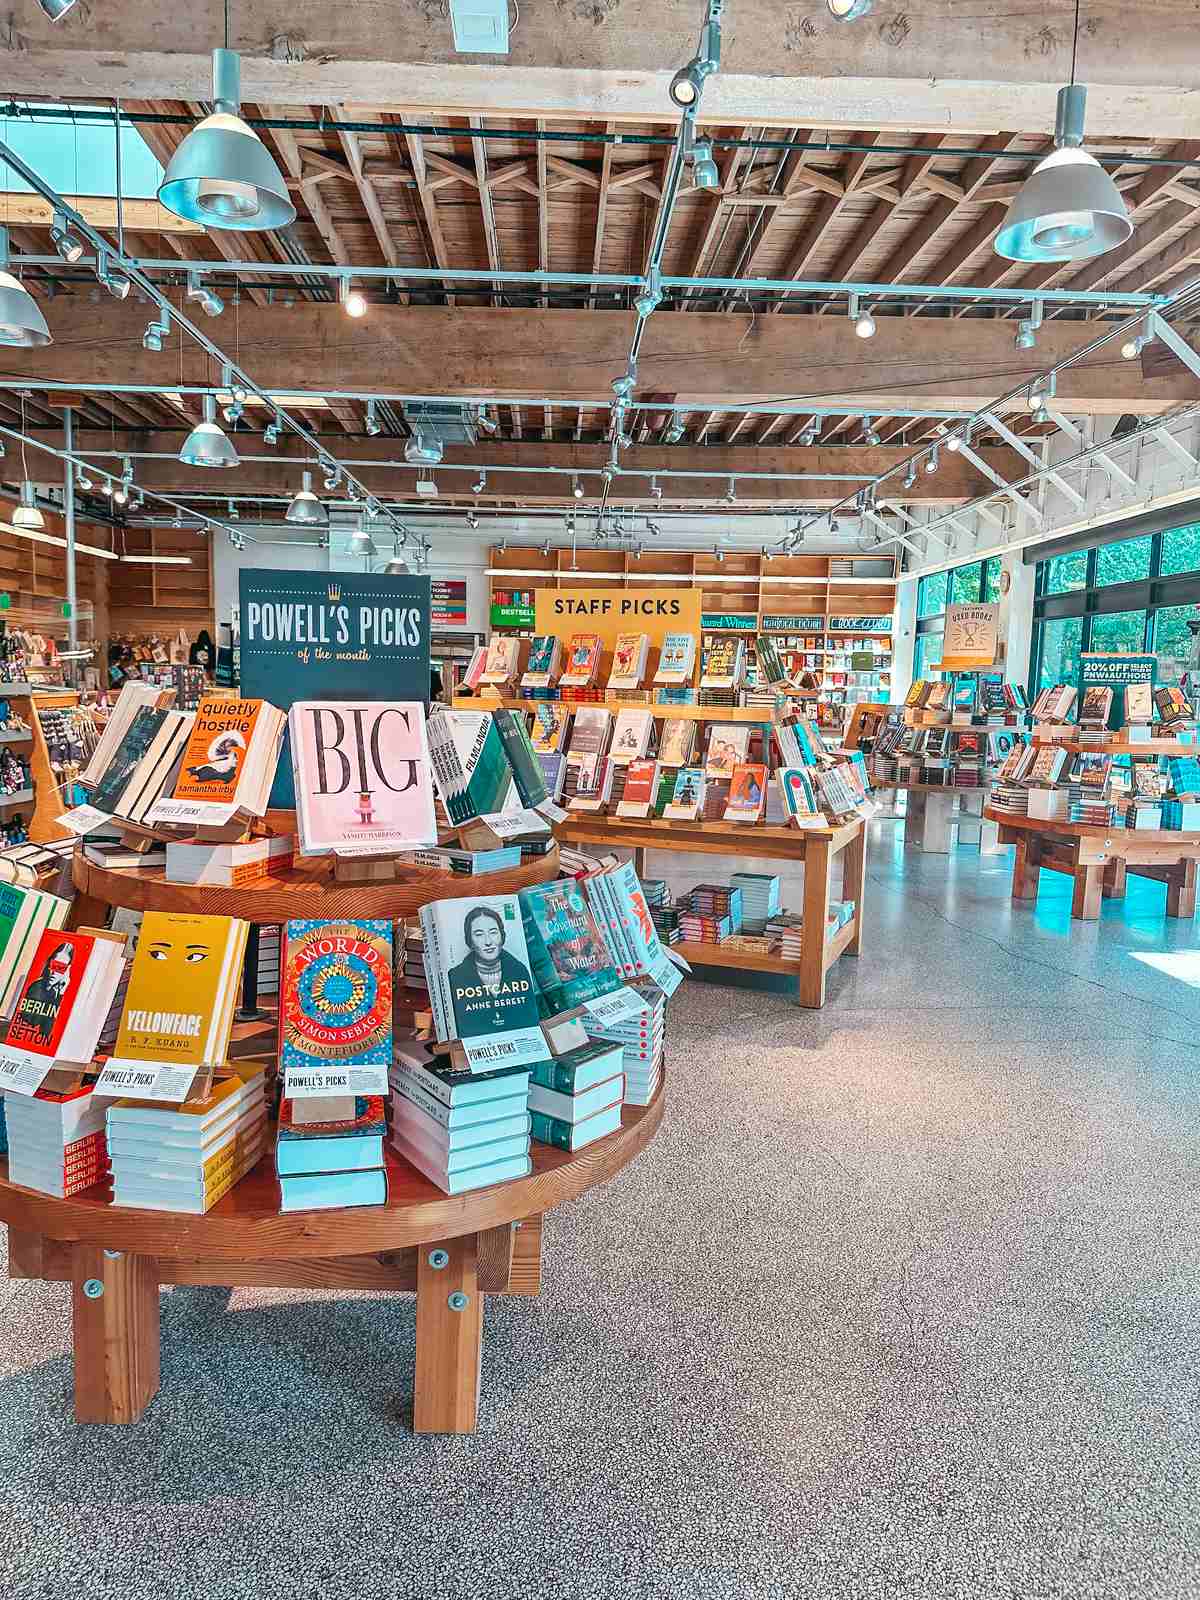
{"left": 264, "top": 108, "right": 350, "bottom": 268}
{"left": 769, "top": 133, "right": 888, "bottom": 309}
{"left": 403, "top": 127, "right": 455, "bottom": 306}
{"left": 332, "top": 106, "right": 404, "bottom": 279}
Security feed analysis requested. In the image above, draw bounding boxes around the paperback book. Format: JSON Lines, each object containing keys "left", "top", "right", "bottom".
{"left": 480, "top": 635, "right": 520, "bottom": 684}
{"left": 80, "top": 681, "right": 165, "bottom": 789}
{"left": 560, "top": 632, "right": 603, "bottom": 686}
{"left": 518, "top": 877, "right": 623, "bottom": 1015}
{"left": 657, "top": 718, "right": 696, "bottom": 769}
{"left": 81, "top": 706, "right": 194, "bottom": 826}
{"left": 289, "top": 701, "right": 436, "bottom": 856}
{"left": 664, "top": 767, "right": 705, "bottom": 821}
{"left": 530, "top": 703, "right": 571, "bottom": 753}
{"left": 610, "top": 709, "right": 654, "bottom": 764}
{"left": 654, "top": 632, "right": 696, "bottom": 685}
{"left": 493, "top": 707, "right": 550, "bottom": 809}
{"left": 279, "top": 919, "right": 393, "bottom": 1095}
{"left": 616, "top": 759, "right": 659, "bottom": 819}
{"left": 705, "top": 724, "right": 750, "bottom": 779}
{"left": 0, "top": 928, "right": 125, "bottom": 1095}
{"left": 0, "top": 882, "right": 70, "bottom": 1017}
{"left": 426, "top": 707, "right": 517, "bottom": 824}
{"left": 521, "top": 635, "right": 561, "bottom": 689}
{"left": 724, "top": 763, "right": 768, "bottom": 823}
{"left": 608, "top": 632, "right": 649, "bottom": 689}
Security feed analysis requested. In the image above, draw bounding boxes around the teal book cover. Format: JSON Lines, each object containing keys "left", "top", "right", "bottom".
{"left": 519, "top": 879, "right": 621, "bottom": 1014}
{"left": 529, "top": 1041, "right": 625, "bottom": 1095}
{"left": 493, "top": 708, "right": 549, "bottom": 809}
{"left": 458, "top": 719, "right": 515, "bottom": 823}
{"left": 526, "top": 636, "right": 557, "bottom": 676}
{"left": 278, "top": 1167, "right": 387, "bottom": 1210}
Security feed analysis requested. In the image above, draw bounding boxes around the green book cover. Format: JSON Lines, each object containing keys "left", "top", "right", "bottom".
{"left": 529, "top": 1041, "right": 625, "bottom": 1095}
{"left": 652, "top": 769, "right": 675, "bottom": 817}
{"left": 493, "top": 708, "right": 549, "bottom": 809}
{"left": 518, "top": 879, "right": 622, "bottom": 1015}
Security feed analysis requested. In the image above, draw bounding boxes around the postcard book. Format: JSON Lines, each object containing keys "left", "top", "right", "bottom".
{"left": 419, "top": 893, "right": 546, "bottom": 1070}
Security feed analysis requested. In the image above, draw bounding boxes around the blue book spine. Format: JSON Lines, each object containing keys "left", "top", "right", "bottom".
{"left": 278, "top": 1168, "right": 387, "bottom": 1210}
{"left": 276, "top": 1132, "right": 385, "bottom": 1176}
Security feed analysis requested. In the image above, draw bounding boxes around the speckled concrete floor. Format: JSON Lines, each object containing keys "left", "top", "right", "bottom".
{"left": 2, "top": 822, "right": 1199, "bottom": 1600}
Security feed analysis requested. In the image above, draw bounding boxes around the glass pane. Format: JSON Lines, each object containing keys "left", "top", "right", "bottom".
{"left": 1044, "top": 550, "right": 1087, "bottom": 594}
{"left": 1089, "top": 608, "right": 1147, "bottom": 653}
{"left": 1152, "top": 604, "right": 1196, "bottom": 684}
{"left": 914, "top": 630, "right": 944, "bottom": 679}
{"left": 982, "top": 558, "right": 1002, "bottom": 603}
{"left": 1094, "top": 535, "right": 1152, "bottom": 587}
{"left": 1037, "top": 615, "right": 1084, "bottom": 690}
{"left": 917, "top": 572, "right": 947, "bottom": 619}
{"left": 949, "top": 563, "right": 982, "bottom": 604}
{"left": 1159, "top": 523, "right": 1200, "bottom": 578}
{"left": 2, "top": 103, "right": 163, "bottom": 199}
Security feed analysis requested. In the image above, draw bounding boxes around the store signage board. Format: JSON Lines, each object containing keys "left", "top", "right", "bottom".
{"left": 828, "top": 614, "right": 891, "bottom": 632}
{"left": 1079, "top": 652, "right": 1156, "bottom": 731}
{"left": 939, "top": 602, "right": 1000, "bottom": 671}
{"left": 701, "top": 613, "right": 757, "bottom": 632}
{"left": 239, "top": 568, "right": 432, "bottom": 806}
{"left": 432, "top": 578, "right": 468, "bottom": 629}
{"left": 536, "top": 587, "right": 702, "bottom": 682}
{"left": 490, "top": 601, "right": 535, "bottom": 629}
{"left": 760, "top": 614, "right": 824, "bottom": 632}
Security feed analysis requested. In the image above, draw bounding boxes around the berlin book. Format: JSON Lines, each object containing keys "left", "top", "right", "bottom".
{"left": 419, "top": 893, "right": 547, "bottom": 1071}
{"left": 0, "top": 928, "right": 126, "bottom": 1095}
{"left": 289, "top": 701, "right": 436, "bottom": 856}
{"left": 279, "top": 919, "right": 393, "bottom": 1095}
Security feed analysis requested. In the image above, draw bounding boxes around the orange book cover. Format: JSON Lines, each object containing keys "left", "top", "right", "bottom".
{"left": 171, "top": 697, "right": 265, "bottom": 805}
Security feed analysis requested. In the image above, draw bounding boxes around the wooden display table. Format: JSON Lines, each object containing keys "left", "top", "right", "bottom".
{"left": 983, "top": 807, "right": 1200, "bottom": 921}
{"left": 555, "top": 814, "right": 866, "bottom": 1008}
{"left": 0, "top": 1086, "right": 662, "bottom": 1433}
{"left": 877, "top": 782, "right": 1000, "bottom": 855}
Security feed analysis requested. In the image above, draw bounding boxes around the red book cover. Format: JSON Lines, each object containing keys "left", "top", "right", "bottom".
{"left": 621, "top": 761, "right": 657, "bottom": 808}
{"left": 5, "top": 930, "right": 97, "bottom": 1057}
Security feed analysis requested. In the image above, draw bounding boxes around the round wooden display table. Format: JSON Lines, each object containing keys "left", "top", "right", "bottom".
{"left": 2, "top": 1086, "right": 663, "bottom": 1433}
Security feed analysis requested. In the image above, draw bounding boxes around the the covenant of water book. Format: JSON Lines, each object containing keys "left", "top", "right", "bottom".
{"left": 148, "top": 695, "right": 286, "bottom": 828}
{"left": 289, "top": 700, "right": 436, "bottom": 856}
{"left": 518, "top": 877, "right": 623, "bottom": 1016}
{"left": 279, "top": 919, "right": 392, "bottom": 1096}
{"left": 96, "top": 911, "right": 248, "bottom": 1101}
{"left": 419, "top": 893, "right": 547, "bottom": 1071}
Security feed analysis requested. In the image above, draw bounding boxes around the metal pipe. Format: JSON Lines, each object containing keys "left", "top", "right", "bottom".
{"left": 10, "top": 254, "right": 1166, "bottom": 309}
{"left": 62, "top": 404, "right": 78, "bottom": 679}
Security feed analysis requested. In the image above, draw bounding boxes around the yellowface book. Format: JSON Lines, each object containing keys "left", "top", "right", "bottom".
{"left": 114, "top": 911, "right": 248, "bottom": 1067}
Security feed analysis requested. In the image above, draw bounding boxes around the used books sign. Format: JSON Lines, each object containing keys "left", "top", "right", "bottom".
{"left": 939, "top": 602, "right": 1000, "bottom": 670}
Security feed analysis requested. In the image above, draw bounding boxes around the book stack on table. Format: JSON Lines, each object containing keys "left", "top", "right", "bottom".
{"left": 275, "top": 1093, "right": 386, "bottom": 1212}
{"left": 1125, "top": 801, "right": 1164, "bottom": 830}
{"left": 390, "top": 1040, "right": 532, "bottom": 1195}
{"left": 401, "top": 924, "right": 429, "bottom": 1001}
{"left": 109, "top": 1067, "right": 268, "bottom": 1214}
{"left": 678, "top": 884, "right": 743, "bottom": 945}
{"left": 731, "top": 872, "right": 781, "bottom": 932}
{"left": 1162, "top": 800, "right": 1200, "bottom": 830}
{"left": 529, "top": 1039, "right": 625, "bottom": 1150}
{"left": 583, "top": 981, "right": 665, "bottom": 1108}
{"left": 989, "top": 780, "right": 1030, "bottom": 817}
{"left": 4, "top": 1085, "right": 109, "bottom": 1198}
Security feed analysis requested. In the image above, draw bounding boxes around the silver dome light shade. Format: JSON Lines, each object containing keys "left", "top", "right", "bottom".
{"left": 285, "top": 470, "right": 328, "bottom": 526}
{"left": 158, "top": 49, "right": 296, "bottom": 232}
{"left": 179, "top": 394, "right": 240, "bottom": 469}
{"left": 0, "top": 229, "right": 51, "bottom": 349}
{"left": 995, "top": 86, "right": 1131, "bottom": 263}
{"left": 12, "top": 481, "right": 45, "bottom": 532}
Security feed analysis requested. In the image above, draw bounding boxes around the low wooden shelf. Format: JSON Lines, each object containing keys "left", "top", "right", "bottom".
{"left": 554, "top": 813, "right": 866, "bottom": 1009}
{"left": 1030, "top": 736, "right": 1198, "bottom": 755}
{"left": 983, "top": 806, "right": 1200, "bottom": 921}
{"left": 1, "top": 1084, "right": 663, "bottom": 1433}
{"left": 454, "top": 694, "right": 793, "bottom": 723}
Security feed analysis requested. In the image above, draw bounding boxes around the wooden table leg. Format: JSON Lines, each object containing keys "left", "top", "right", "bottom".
{"left": 1166, "top": 858, "right": 1197, "bottom": 919}
{"left": 1011, "top": 835, "right": 1039, "bottom": 900}
{"left": 1071, "top": 863, "right": 1104, "bottom": 921}
{"left": 414, "top": 1231, "right": 482, "bottom": 1434}
{"left": 71, "top": 1245, "right": 160, "bottom": 1424}
{"left": 1102, "top": 859, "right": 1128, "bottom": 900}
{"left": 920, "top": 791, "right": 956, "bottom": 853}
{"left": 840, "top": 824, "right": 867, "bottom": 957}
{"left": 799, "top": 834, "right": 833, "bottom": 1009}
{"left": 903, "top": 790, "right": 926, "bottom": 845}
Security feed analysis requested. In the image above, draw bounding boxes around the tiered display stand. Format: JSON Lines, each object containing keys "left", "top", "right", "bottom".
{"left": 554, "top": 814, "right": 866, "bottom": 1009}
{"left": 1, "top": 826, "right": 666, "bottom": 1433}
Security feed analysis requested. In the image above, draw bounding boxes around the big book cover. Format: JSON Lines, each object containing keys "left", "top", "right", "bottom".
{"left": 280, "top": 920, "right": 393, "bottom": 1086}
{"left": 421, "top": 894, "right": 546, "bottom": 1069}
{"left": 238, "top": 569, "right": 432, "bottom": 806}
{"left": 289, "top": 700, "right": 436, "bottom": 855}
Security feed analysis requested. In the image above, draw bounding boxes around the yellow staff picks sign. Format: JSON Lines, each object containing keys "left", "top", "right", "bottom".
{"left": 534, "top": 587, "right": 702, "bottom": 678}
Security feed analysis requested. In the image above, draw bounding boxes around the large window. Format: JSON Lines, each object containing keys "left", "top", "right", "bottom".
{"left": 949, "top": 562, "right": 982, "bottom": 604}
{"left": 1031, "top": 516, "right": 1200, "bottom": 690}
{"left": 917, "top": 572, "right": 947, "bottom": 619}
{"left": 914, "top": 632, "right": 944, "bottom": 679}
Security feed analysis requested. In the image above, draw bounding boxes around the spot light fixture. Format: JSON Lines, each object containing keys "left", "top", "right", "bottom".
{"left": 49, "top": 212, "right": 84, "bottom": 264}
{"left": 186, "top": 271, "right": 223, "bottom": 318}
{"left": 13, "top": 481, "right": 44, "bottom": 531}
{"left": 340, "top": 278, "right": 367, "bottom": 318}
{"left": 1122, "top": 318, "right": 1153, "bottom": 360}
{"left": 473, "top": 471, "right": 488, "bottom": 494}
{"left": 848, "top": 292, "right": 875, "bottom": 339}
{"left": 924, "top": 446, "right": 939, "bottom": 476}
{"left": 364, "top": 400, "right": 381, "bottom": 436}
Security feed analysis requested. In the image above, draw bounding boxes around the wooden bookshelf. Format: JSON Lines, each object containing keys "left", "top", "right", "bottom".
{"left": 454, "top": 694, "right": 793, "bottom": 723}
{"left": 107, "top": 526, "right": 214, "bottom": 644}
{"left": 1030, "top": 736, "right": 1198, "bottom": 755}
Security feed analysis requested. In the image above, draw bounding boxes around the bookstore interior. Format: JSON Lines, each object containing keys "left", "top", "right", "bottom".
{"left": 1, "top": 9, "right": 1198, "bottom": 1598}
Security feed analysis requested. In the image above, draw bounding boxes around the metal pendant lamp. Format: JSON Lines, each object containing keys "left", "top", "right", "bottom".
{"left": 12, "top": 481, "right": 45, "bottom": 532}
{"left": 0, "top": 229, "right": 51, "bottom": 348}
{"left": 285, "top": 470, "right": 328, "bottom": 526}
{"left": 995, "top": 84, "right": 1131, "bottom": 263}
{"left": 180, "top": 395, "right": 240, "bottom": 469}
{"left": 159, "top": 48, "right": 295, "bottom": 231}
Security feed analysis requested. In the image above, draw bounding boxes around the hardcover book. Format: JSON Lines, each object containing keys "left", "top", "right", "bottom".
{"left": 290, "top": 701, "right": 436, "bottom": 856}
{"left": 279, "top": 920, "right": 393, "bottom": 1091}
{"left": 776, "top": 767, "right": 824, "bottom": 828}
{"left": 148, "top": 695, "right": 286, "bottom": 826}
{"left": 480, "top": 634, "right": 521, "bottom": 684}
{"left": 530, "top": 703, "right": 571, "bottom": 754}
{"left": 419, "top": 893, "right": 547, "bottom": 1069}
{"left": 608, "top": 632, "right": 649, "bottom": 689}
{"left": 0, "top": 928, "right": 125, "bottom": 1069}
{"left": 755, "top": 635, "right": 789, "bottom": 689}
{"left": 616, "top": 759, "right": 659, "bottom": 819}
{"left": 657, "top": 718, "right": 696, "bottom": 769}
{"left": 493, "top": 708, "right": 550, "bottom": 809}
{"left": 100, "top": 912, "right": 249, "bottom": 1096}
{"left": 90, "top": 706, "right": 189, "bottom": 819}
{"left": 1124, "top": 681, "right": 1154, "bottom": 722}
{"left": 567, "top": 755, "right": 614, "bottom": 811}
{"left": 654, "top": 632, "right": 696, "bottom": 685}
{"left": 705, "top": 724, "right": 750, "bottom": 779}
{"left": 1080, "top": 685, "right": 1114, "bottom": 726}
{"left": 724, "top": 763, "right": 768, "bottom": 823}
{"left": 426, "top": 707, "right": 517, "bottom": 824}
{"left": 664, "top": 767, "right": 705, "bottom": 821}
{"left": 80, "top": 681, "right": 166, "bottom": 788}
{"left": 519, "top": 877, "right": 623, "bottom": 1014}
{"left": 567, "top": 707, "right": 613, "bottom": 761}
{"left": 610, "top": 709, "right": 654, "bottom": 764}
{"left": 560, "top": 632, "right": 603, "bottom": 686}
{"left": 0, "top": 883, "right": 70, "bottom": 1017}
{"left": 276, "top": 1094, "right": 386, "bottom": 1174}
{"left": 1155, "top": 685, "right": 1192, "bottom": 723}
{"left": 521, "top": 635, "right": 561, "bottom": 687}
{"left": 701, "top": 637, "right": 740, "bottom": 688}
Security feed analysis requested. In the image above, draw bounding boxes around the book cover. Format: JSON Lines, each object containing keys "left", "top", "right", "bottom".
{"left": 725, "top": 763, "right": 767, "bottom": 822}
{"left": 1156, "top": 685, "right": 1192, "bottom": 721}
{"left": 481, "top": 635, "right": 520, "bottom": 682}
{"left": 531, "top": 703, "right": 571, "bottom": 753}
{"left": 111, "top": 911, "right": 248, "bottom": 1070}
{"left": 1080, "top": 685, "right": 1113, "bottom": 724}
{"left": 567, "top": 707, "right": 612, "bottom": 760}
{"left": 4, "top": 930, "right": 96, "bottom": 1057}
{"left": 657, "top": 719, "right": 695, "bottom": 768}
{"left": 1124, "top": 681, "right": 1154, "bottom": 722}
{"left": 523, "top": 635, "right": 561, "bottom": 682}
{"left": 610, "top": 709, "right": 653, "bottom": 764}
{"left": 277, "top": 1093, "right": 385, "bottom": 1145}
{"left": 561, "top": 633, "right": 603, "bottom": 684}
{"left": 280, "top": 920, "right": 393, "bottom": 1081}
{"left": 238, "top": 568, "right": 432, "bottom": 807}
{"left": 169, "top": 696, "right": 268, "bottom": 806}
{"left": 90, "top": 706, "right": 168, "bottom": 813}
{"left": 755, "top": 635, "right": 789, "bottom": 688}
{"left": 1073, "top": 753, "right": 1113, "bottom": 791}
{"left": 609, "top": 632, "right": 648, "bottom": 686}
{"left": 616, "top": 759, "right": 658, "bottom": 818}
{"left": 290, "top": 701, "right": 436, "bottom": 855}
{"left": 420, "top": 894, "right": 546, "bottom": 1067}
{"left": 655, "top": 632, "right": 695, "bottom": 683}
{"left": 664, "top": 767, "right": 705, "bottom": 820}
{"left": 518, "top": 877, "right": 622, "bottom": 1012}
{"left": 777, "top": 767, "right": 823, "bottom": 825}
{"left": 705, "top": 724, "right": 750, "bottom": 778}
{"left": 426, "top": 707, "right": 516, "bottom": 824}
{"left": 493, "top": 708, "right": 550, "bottom": 809}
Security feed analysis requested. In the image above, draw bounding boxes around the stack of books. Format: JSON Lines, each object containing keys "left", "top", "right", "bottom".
{"left": 529, "top": 1039, "right": 625, "bottom": 1150}
{"left": 649, "top": 902, "right": 682, "bottom": 946}
{"left": 584, "top": 981, "right": 665, "bottom": 1107}
{"left": 655, "top": 686, "right": 697, "bottom": 706}
{"left": 1167, "top": 754, "right": 1200, "bottom": 797}
{"left": 401, "top": 923, "right": 430, "bottom": 1001}
{"left": 1161, "top": 799, "right": 1200, "bottom": 830}
{"left": 678, "top": 883, "right": 743, "bottom": 944}
{"left": 276, "top": 1093, "right": 386, "bottom": 1211}
{"left": 765, "top": 911, "right": 803, "bottom": 954}
{"left": 989, "top": 780, "right": 1030, "bottom": 817}
{"left": 1068, "top": 789, "right": 1118, "bottom": 825}
{"left": 400, "top": 844, "right": 522, "bottom": 876}
{"left": 730, "top": 872, "right": 781, "bottom": 932}
{"left": 4, "top": 1084, "right": 109, "bottom": 1197}
{"left": 390, "top": 1039, "right": 531, "bottom": 1193}
{"left": 107, "top": 1066, "right": 267, "bottom": 1213}
{"left": 1125, "top": 800, "right": 1164, "bottom": 829}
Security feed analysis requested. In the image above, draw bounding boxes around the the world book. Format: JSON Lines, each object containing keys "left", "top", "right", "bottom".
{"left": 289, "top": 701, "right": 436, "bottom": 856}
{"left": 0, "top": 928, "right": 125, "bottom": 1094}
{"left": 147, "top": 695, "right": 286, "bottom": 829}
{"left": 419, "top": 893, "right": 547, "bottom": 1071}
{"left": 96, "top": 911, "right": 249, "bottom": 1101}
{"left": 279, "top": 919, "right": 392, "bottom": 1095}
{"left": 276, "top": 1093, "right": 387, "bottom": 1211}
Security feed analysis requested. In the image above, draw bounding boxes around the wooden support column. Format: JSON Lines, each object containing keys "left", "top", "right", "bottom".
{"left": 1166, "top": 857, "right": 1197, "bottom": 919}
{"left": 1011, "top": 834, "right": 1039, "bottom": 900}
{"left": 1071, "top": 863, "right": 1104, "bottom": 921}
{"left": 840, "top": 823, "right": 867, "bottom": 957}
{"left": 1102, "top": 858, "right": 1128, "bottom": 900}
{"left": 71, "top": 1244, "right": 160, "bottom": 1423}
{"left": 414, "top": 1231, "right": 482, "bottom": 1434}
{"left": 799, "top": 834, "right": 833, "bottom": 1009}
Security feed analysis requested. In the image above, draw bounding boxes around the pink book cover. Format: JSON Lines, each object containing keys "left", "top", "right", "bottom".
{"left": 289, "top": 701, "right": 438, "bottom": 857}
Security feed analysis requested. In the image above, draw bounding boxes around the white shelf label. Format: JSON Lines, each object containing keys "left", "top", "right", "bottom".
{"left": 94, "top": 1058, "right": 205, "bottom": 1103}
{"left": 0, "top": 1044, "right": 53, "bottom": 1097}
{"left": 581, "top": 986, "right": 648, "bottom": 1027}
{"left": 283, "top": 1063, "right": 388, "bottom": 1099}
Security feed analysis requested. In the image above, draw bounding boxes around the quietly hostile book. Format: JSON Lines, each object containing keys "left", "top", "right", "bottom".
{"left": 148, "top": 695, "right": 286, "bottom": 827}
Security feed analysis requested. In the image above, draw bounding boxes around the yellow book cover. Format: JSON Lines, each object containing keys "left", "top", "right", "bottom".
{"left": 199, "top": 1119, "right": 266, "bottom": 1185}
{"left": 112, "top": 1064, "right": 264, "bottom": 1119}
{"left": 172, "top": 696, "right": 265, "bottom": 804}
{"left": 200, "top": 1141, "right": 264, "bottom": 1210}
{"left": 113, "top": 912, "right": 249, "bottom": 1070}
